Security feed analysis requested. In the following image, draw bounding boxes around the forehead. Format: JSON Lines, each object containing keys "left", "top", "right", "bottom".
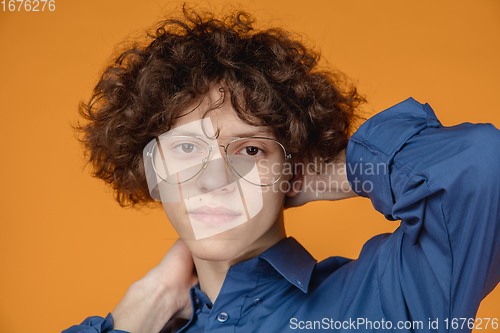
{"left": 170, "top": 90, "right": 274, "bottom": 138}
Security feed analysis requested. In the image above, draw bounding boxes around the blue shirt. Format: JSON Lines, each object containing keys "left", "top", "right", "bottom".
{"left": 63, "top": 98, "right": 500, "bottom": 333}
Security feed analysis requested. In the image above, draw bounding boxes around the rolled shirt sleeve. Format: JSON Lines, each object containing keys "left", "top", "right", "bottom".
{"left": 346, "top": 97, "right": 500, "bottom": 323}
{"left": 62, "top": 313, "right": 130, "bottom": 333}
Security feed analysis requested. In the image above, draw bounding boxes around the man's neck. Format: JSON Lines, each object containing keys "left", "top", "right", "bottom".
{"left": 192, "top": 213, "right": 286, "bottom": 304}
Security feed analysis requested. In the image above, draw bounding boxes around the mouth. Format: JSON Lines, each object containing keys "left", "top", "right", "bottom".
{"left": 188, "top": 205, "right": 241, "bottom": 225}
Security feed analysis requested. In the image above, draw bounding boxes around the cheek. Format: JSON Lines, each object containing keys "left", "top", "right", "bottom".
{"left": 161, "top": 202, "right": 193, "bottom": 236}
{"left": 258, "top": 181, "right": 288, "bottom": 215}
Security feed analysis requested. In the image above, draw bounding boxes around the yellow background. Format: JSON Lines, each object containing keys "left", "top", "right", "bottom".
{"left": 1, "top": 0, "right": 499, "bottom": 332}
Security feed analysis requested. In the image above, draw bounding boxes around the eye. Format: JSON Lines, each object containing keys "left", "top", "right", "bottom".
{"left": 245, "top": 146, "right": 260, "bottom": 156}
{"left": 174, "top": 142, "right": 200, "bottom": 154}
{"left": 239, "top": 146, "right": 263, "bottom": 156}
{"left": 181, "top": 143, "right": 194, "bottom": 153}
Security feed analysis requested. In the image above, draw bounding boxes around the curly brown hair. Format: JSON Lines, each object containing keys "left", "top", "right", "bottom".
{"left": 78, "top": 6, "right": 365, "bottom": 207}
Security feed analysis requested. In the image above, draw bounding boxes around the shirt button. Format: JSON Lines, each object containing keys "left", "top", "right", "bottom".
{"left": 195, "top": 309, "right": 201, "bottom": 315}
{"left": 253, "top": 298, "right": 262, "bottom": 305}
{"left": 217, "top": 312, "right": 229, "bottom": 323}
{"left": 195, "top": 297, "right": 201, "bottom": 305}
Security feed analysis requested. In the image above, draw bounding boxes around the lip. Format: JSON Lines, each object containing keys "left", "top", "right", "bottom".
{"left": 188, "top": 205, "right": 241, "bottom": 225}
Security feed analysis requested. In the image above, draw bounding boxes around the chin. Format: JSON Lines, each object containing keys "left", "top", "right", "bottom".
{"left": 185, "top": 235, "right": 249, "bottom": 261}
{"left": 172, "top": 207, "right": 283, "bottom": 262}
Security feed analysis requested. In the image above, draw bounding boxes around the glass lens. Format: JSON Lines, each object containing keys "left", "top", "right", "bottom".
{"left": 226, "top": 138, "right": 286, "bottom": 185}
{"left": 152, "top": 136, "right": 210, "bottom": 184}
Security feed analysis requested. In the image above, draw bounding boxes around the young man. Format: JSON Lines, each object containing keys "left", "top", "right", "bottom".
{"left": 64, "top": 7, "right": 500, "bottom": 333}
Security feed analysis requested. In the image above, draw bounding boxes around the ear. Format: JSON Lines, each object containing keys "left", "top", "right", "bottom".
{"left": 285, "top": 163, "right": 303, "bottom": 198}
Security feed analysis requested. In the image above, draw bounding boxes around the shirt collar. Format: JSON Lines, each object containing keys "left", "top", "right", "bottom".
{"left": 245, "top": 237, "right": 317, "bottom": 293}
{"left": 190, "top": 236, "right": 317, "bottom": 308}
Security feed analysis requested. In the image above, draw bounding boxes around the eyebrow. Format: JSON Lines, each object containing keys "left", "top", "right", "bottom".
{"left": 159, "top": 130, "right": 210, "bottom": 138}
{"left": 160, "top": 129, "right": 275, "bottom": 139}
{"left": 222, "top": 129, "right": 275, "bottom": 138}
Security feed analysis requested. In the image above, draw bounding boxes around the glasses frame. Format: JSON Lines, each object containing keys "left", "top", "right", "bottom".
{"left": 145, "top": 135, "right": 292, "bottom": 186}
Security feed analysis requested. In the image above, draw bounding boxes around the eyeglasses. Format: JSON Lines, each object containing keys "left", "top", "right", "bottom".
{"left": 145, "top": 136, "right": 292, "bottom": 186}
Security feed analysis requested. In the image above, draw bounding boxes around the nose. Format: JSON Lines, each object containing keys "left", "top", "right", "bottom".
{"left": 195, "top": 146, "right": 237, "bottom": 193}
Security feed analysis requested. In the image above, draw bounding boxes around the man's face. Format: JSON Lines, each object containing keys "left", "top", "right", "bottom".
{"left": 147, "top": 88, "right": 298, "bottom": 262}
